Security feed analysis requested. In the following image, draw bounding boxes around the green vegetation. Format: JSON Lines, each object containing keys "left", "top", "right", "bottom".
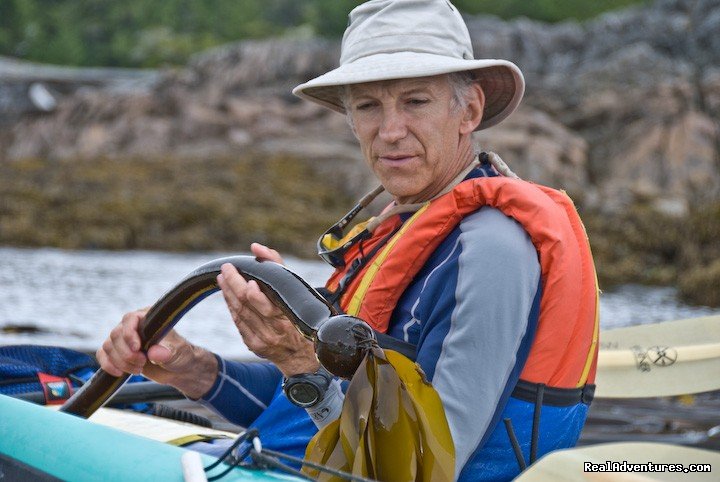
{"left": 0, "top": 0, "right": 647, "bottom": 68}
{"left": 453, "top": 0, "right": 648, "bottom": 22}
{"left": 0, "top": 154, "right": 354, "bottom": 257}
{"left": 584, "top": 202, "right": 720, "bottom": 307}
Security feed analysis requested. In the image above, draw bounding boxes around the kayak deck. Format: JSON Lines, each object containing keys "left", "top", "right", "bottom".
{"left": 0, "top": 394, "right": 303, "bottom": 481}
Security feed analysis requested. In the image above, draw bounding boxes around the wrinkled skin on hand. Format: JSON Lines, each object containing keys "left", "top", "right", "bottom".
{"left": 216, "top": 243, "right": 319, "bottom": 377}
{"left": 96, "top": 308, "right": 218, "bottom": 399}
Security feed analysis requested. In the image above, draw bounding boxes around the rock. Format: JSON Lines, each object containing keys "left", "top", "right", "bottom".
{"left": 228, "top": 128, "right": 252, "bottom": 147}
{"left": 475, "top": 106, "right": 590, "bottom": 198}
{"left": 0, "top": 55, "right": 160, "bottom": 122}
{"left": 1, "top": 0, "right": 720, "bottom": 211}
{"left": 679, "top": 259, "right": 720, "bottom": 307}
{"left": 76, "top": 124, "right": 113, "bottom": 158}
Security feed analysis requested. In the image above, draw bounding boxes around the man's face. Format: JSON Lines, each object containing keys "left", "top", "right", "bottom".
{"left": 347, "top": 75, "right": 482, "bottom": 204}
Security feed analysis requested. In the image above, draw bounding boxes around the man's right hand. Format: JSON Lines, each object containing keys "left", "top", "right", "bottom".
{"left": 96, "top": 309, "right": 218, "bottom": 400}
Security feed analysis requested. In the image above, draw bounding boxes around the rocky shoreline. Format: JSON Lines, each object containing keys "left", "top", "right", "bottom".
{"left": 1, "top": 0, "right": 719, "bottom": 306}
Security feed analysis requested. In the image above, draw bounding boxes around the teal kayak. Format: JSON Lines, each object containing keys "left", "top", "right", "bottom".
{"left": 0, "top": 394, "right": 304, "bottom": 481}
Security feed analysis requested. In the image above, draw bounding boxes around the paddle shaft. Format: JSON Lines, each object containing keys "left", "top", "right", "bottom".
{"left": 15, "top": 381, "right": 183, "bottom": 406}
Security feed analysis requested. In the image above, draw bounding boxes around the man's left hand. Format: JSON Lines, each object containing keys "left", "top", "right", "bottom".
{"left": 217, "top": 243, "right": 320, "bottom": 377}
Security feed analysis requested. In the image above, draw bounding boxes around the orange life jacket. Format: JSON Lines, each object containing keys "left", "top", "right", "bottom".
{"left": 326, "top": 176, "right": 599, "bottom": 389}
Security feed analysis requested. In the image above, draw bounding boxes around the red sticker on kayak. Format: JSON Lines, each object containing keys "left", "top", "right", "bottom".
{"left": 37, "top": 372, "right": 74, "bottom": 405}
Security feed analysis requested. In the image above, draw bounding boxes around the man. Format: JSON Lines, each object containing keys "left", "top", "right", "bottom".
{"left": 98, "top": 1, "right": 598, "bottom": 480}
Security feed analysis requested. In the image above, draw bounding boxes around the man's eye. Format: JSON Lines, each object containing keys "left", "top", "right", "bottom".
{"left": 354, "top": 102, "right": 375, "bottom": 111}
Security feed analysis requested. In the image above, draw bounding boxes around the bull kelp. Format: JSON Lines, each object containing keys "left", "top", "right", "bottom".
{"left": 304, "top": 349, "right": 455, "bottom": 481}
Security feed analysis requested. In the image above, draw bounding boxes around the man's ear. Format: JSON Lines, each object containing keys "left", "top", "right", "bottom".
{"left": 459, "top": 83, "right": 485, "bottom": 134}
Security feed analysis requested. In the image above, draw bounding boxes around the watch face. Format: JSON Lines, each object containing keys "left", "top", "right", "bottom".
{"left": 287, "top": 382, "right": 321, "bottom": 407}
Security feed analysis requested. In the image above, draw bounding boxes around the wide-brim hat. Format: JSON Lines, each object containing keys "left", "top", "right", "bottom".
{"left": 293, "top": 0, "right": 525, "bottom": 131}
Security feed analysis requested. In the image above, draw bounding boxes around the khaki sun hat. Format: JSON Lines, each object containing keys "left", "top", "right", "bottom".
{"left": 293, "top": 0, "right": 525, "bottom": 131}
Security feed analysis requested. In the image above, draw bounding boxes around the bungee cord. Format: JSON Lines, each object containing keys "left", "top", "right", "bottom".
{"left": 202, "top": 430, "right": 378, "bottom": 482}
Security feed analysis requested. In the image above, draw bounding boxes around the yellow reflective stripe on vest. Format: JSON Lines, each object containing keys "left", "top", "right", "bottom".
{"left": 346, "top": 204, "right": 430, "bottom": 316}
{"left": 577, "top": 273, "right": 600, "bottom": 387}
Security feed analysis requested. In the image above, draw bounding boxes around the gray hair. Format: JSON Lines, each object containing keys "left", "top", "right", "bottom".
{"left": 341, "top": 71, "right": 479, "bottom": 129}
{"left": 447, "top": 71, "right": 478, "bottom": 111}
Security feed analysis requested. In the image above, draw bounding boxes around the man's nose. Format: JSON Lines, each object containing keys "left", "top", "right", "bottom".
{"left": 378, "top": 108, "right": 407, "bottom": 143}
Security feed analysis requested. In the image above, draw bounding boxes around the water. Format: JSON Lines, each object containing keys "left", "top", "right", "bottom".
{"left": 1, "top": 247, "right": 718, "bottom": 358}
{"left": 0, "top": 247, "right": 332, "bottom": 359}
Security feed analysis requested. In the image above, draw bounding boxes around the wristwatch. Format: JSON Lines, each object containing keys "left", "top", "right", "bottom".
{"left": 282, "top": 366, "right": 334, "bottom": 408}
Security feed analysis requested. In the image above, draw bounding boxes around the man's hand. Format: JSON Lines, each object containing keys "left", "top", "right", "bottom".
{"left": 217, "top": 243, "right": 319, "bottom": 377}
{"left": 96, "top": 309, "right": 218, "bottom": 399}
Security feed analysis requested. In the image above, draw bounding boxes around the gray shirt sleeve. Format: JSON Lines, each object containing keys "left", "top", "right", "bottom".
{"left": 429, "top": 207, "right": 541, "bottom": 475}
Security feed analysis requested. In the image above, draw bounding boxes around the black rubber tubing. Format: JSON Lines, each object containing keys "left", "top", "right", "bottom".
{"left": 60, "top": 255, "right": 337, "bottom": 418}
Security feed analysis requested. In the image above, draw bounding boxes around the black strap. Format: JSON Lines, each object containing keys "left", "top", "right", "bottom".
{"left": 373, "top": 332, "right": 416, "bottom": 361}
{"left": 503, "top": 418, "right": 527, "bottom": 471}
{"left": 511, "top": 379, "right": 595, "bottom": 406}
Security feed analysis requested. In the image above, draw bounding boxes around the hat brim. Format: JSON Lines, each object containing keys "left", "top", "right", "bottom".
{"left": 292, "top": 52, "right": 524, "bottom": 131}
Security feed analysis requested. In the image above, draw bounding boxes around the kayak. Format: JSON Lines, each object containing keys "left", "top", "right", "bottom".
{"left": 595, "top": 314, "right": 720, "bottom": 398}
{"left": 84, "top": 405, "right": 238, "bottom": 445}
{"left": 515, "top": 442, "right": 720, "bottom": 481}
{"left": 3, "top": 392, "right": 718, "bottom": 482}
{"left": 0, "top": 394, "right": 305, "bottom": 482}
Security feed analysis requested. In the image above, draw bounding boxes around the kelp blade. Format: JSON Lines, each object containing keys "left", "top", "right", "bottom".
{"left": 304, "top": 349, "right": 455, "bottom": 481}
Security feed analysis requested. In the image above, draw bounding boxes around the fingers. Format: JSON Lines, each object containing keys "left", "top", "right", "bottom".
{"left": 217, "top": 266, "right": 245, "bottom": 321}
{"left": 121, "top": 310, "right": 143, "bottom": 352}
{"left": 217, "top": 262, "right": 312, "bottom": 366}
{"left": 250, "top": 243, "right": 284, "bottom": 264}
{"left": 96, "top": 308, "right": 207, "bottom": 393}
{"left": 246, "top": 279, "right": 283, "bottom": 319}
{"left": 218, "top": 265, "right": 284, "bottom": 330}
{"left": 218, "top": 242, "right": 285, "bottom": 322}
{"left": 146, "top": 343, "right": 173, "bottom": 366}
{"left": 97, "top": 310, "right": 148, "bottom": 376}
{"left": 143, "top": 334, "right": 218, "bottom": 399}
{"left": 146, "top": 330, "right": 190, "bottom": 368}
{"left": 96, "top": 347, "right": 124, "bottom": 377}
